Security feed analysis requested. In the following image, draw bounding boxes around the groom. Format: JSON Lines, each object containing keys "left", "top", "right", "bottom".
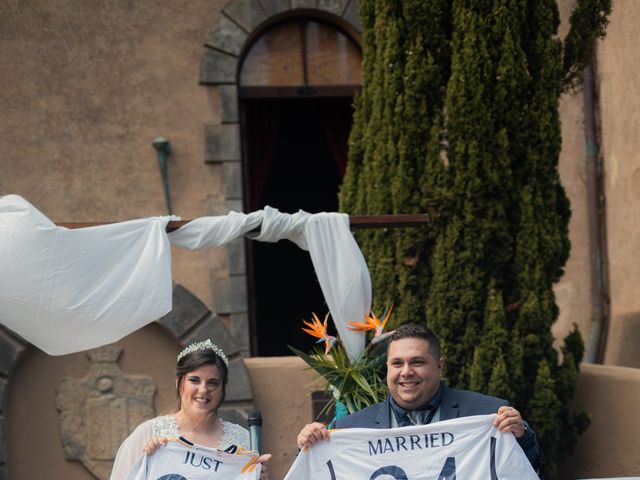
{"left": 296, "top": 323, "right": 543, "bottom": 476}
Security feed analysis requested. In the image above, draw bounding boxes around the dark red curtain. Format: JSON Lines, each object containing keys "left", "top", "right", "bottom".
{"left": 246, "top": 99, "right": 281, "bottom": 211}
{"left": 245, "top": 98, "right": 353, "bottom": 211}
{"left": 318, "top": 99, "right": 352, "bottom": 177}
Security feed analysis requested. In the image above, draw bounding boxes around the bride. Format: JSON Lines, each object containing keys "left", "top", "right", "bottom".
{"left": 110, "top": 339, "right": 270, "bottom": 479}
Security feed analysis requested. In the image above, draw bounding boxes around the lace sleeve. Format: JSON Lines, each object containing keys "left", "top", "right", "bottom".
{"left": 110, "top": 419, "right": 155, "bottom": 480}
{"left": 220, "top": 420, "right": 250, "bottom": 451}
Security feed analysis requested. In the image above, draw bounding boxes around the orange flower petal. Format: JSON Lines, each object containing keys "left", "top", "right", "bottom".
{"left": 348, "top": 321, "right": 375, "bottom": 331}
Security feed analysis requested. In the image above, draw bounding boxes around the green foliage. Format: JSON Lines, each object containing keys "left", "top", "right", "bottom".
{"left": 487, "top": 355, "right": 514, "bottom": 401}
{"left": 289, "top": 340, "right": 388, "bottom": 417}
{"left": 338, "top": 0, "right": 610, "bottom": 477}
{"left": 428, "top": 0, "right": 516, "bottom": 388}
{"left": 562, "top": 0, "right": 612, "bottom": 90}
{"left": 555, "top": 326, "right": 590, "bottom": 461}
{"left": 528, "top": 360, "right": 562, "bottom": 479}
{"left": 469, "top": 285, "right": 515, "bottom": 402}
{"left": 339, "top": 0, "right": 450, "bottom": 326}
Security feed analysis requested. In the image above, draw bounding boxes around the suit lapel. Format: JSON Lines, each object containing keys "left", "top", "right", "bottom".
{"left": 373, "top": 396, "right": 392, "bottom": 428}
{"left": 438, "top": 384, "right": 460, "bottom": 421}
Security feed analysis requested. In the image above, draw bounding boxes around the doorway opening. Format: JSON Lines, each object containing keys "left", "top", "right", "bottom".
{"left": 244, "top": 97, "right": 354, "bottom": 355}
{"left": 238, "top": 15, "right": 361, "bottom": 355}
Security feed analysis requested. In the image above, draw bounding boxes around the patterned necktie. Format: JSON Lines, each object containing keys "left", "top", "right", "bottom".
{"left": 406, "top": 409, "right": 430, "bottom": 426}
{"left": 389, "top": 386, "right": 443, "bottom": 427}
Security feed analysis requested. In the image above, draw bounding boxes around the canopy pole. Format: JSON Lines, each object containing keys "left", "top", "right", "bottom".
{"left": 57, "top": 214, "right": 430, "bottom": 232}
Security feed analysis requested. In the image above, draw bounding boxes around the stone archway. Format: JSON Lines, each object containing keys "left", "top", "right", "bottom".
{"left": 0, "top": 283, "right": 252, "bottom": 478}
{"left": 0, "top": 321, "right": 25, "bottom": 478}
{"left": 199, "top": 0, "right": 361, "bottom": 353}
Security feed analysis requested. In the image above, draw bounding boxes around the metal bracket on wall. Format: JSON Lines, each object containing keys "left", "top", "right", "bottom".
{"left": 152, "top": 137, "right": 173, "bottom": 215}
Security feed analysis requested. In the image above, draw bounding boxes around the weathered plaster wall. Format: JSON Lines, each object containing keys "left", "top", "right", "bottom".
{"left": 552, "top": 0, "right": 594, "bottom": 353}
{"left": 7, "top": 324, "right": 178, "bottom": 480}
{"left": 244, "top": 356, "right": 320, "bottom": 480}
{"left": 559, "top": 363, "right": 640, "bottom": 478}
{"left": 553, "top": 0, "right": 640, "bottom": 368}
{"left": 554, "top": 89, "right": 593, "bottom": 352}
{"left": 597, "top": 2, "right": 640, "bottom": 367}
{"left": 0, "top": 0, "right": 227, "bottom": 306}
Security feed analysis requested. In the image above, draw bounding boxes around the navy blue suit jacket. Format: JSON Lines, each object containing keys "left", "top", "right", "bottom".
{"left": 334, "top": 383, "right": 543, "bottom": 476}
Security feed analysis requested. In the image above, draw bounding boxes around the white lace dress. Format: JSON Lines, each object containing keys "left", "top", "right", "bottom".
{"left": 110, "top": 415, "right": 250, "bottom": 480}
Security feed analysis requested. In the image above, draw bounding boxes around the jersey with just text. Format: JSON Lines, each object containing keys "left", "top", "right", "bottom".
{"left": 124, "top": 437, "right": 261, "bottom": 480}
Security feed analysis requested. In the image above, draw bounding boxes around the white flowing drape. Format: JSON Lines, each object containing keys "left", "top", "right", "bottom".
{"left": 0, "top": 195, "right": 370, "bottom": 359}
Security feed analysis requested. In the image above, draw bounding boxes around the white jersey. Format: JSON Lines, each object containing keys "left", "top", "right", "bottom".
{"left": 125, "top": 437, "right": 261, "bottom": 480}
{"left": 285, "top": 414, "right": 538, "bottom": 480}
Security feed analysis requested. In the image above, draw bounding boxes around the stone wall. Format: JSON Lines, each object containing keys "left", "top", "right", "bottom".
{"left": 0, "top": 0, "right": 364, "bottom": 365}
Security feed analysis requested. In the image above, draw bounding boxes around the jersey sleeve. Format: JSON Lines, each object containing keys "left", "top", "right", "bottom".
{"left": 283, "top": 448, "right": 315, "bottom": 480}
{"left": 123, "top": 454, "right": 148, "bottom": 480}
{"left": 496, "top": 433, "right": 541, "bottom": 479}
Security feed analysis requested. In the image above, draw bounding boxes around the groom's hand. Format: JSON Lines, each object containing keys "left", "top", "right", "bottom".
{"left": 297, "top": 422, "right": 330, "bottom": 450}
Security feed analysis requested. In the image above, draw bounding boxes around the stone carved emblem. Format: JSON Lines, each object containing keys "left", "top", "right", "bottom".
{"left": 56, "top": 346, "right": 156, "bottom": 479}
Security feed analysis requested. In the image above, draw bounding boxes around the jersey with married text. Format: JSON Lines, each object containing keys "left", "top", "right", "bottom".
{"left": 284, "top": 414, "right": 538, "bottom": 480}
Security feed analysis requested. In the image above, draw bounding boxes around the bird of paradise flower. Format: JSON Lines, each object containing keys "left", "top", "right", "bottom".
{"left": 347, "top": 304, "right": 394, "bottom": 343}
{"left": 301, "top": 312, "right": 337, "bottom": 354}
{"left": 293, "top": 306, "right": 394, "bottom": 417}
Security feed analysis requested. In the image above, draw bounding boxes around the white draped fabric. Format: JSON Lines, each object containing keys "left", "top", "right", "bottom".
{"left": 167, "top": 211, "right": 264, "bottom": 250}
{"left": 170, "top": 206, "right": 369, "bottom": 360}
{"left": 0, "top": 195, "right": 370, "bottom": 359}
{"left": 0, "top": 195, "right": 173, "bottom": 355}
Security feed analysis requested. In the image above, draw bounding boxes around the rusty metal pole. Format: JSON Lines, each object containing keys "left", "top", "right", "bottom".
{"left": 583, "top": 62, "right": 610, "bottom": 364}
{"left": 57, "top": 214, "right": 430, "bottom": 232}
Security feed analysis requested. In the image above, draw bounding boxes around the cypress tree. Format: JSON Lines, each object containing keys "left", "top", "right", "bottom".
{"left": 427, "top": 0, "right": 516, "bottom": 388}
{"left": 339, "top": 0, "right": 450, "bottom": 325}
{"left": 555, "top": 325, "right": 590, "bottom": 463}
{"left": 469, "top": 285, "right": 517, "bottom": 402}
{"left": 424, "top": 1, "right": 608, "bottom": 475}
{"left": 528, "top": 360, "right": 562, "bottom": 478}
{"left": 487, "top": 355, "right": 514, "bottom": 401}
{"left": 339, "top": 0, "right": 610, "bottom": 477}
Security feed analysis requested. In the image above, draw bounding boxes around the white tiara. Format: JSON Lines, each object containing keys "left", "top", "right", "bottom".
{"left": 177, "top": 339, "right": 229, "bottom": 366}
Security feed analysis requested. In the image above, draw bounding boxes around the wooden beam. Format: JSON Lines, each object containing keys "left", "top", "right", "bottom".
{"left": 238, "top": 85, "right": 362, "bottom": 98}
{"left": 348, "top": 214, "right": 429, "bottom": 229}
{"left": 57, "top": 214, "right": 429, "bottom": 232}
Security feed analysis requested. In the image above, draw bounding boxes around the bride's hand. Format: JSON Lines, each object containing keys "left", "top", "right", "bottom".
{"left": 257, "top": 453, "right": 272, "bottom": 480}
{"left": 142, "top": 436, "right": 169, "bottom": 455}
